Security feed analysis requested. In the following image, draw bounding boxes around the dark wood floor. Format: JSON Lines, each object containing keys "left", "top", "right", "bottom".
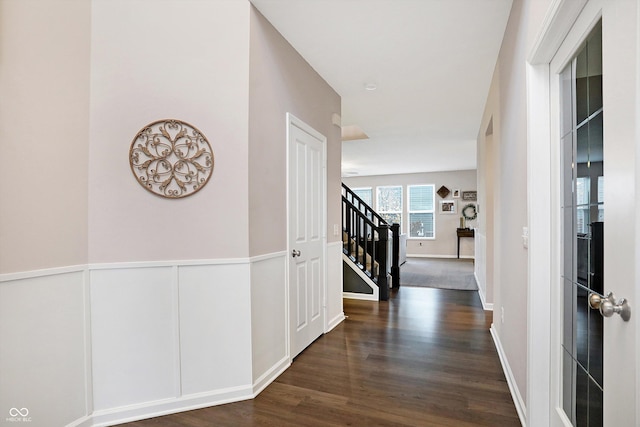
{"left": 123, "top": 287, "right": 520, "bottom": 426}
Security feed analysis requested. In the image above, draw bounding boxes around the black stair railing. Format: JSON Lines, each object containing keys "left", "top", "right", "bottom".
{"left": 341, "top": 183, "right": 401, "bottom": 301}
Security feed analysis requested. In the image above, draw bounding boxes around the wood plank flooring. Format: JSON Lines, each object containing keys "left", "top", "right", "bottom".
{"left": 123, "top": 287, "right": 521, "bottom": 426}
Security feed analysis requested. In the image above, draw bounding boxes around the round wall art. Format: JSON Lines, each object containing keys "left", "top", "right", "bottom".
{"left": 129, "top": 119, "right": 214, "bottom": 199}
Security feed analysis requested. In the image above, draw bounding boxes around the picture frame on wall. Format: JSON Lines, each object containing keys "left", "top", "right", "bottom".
{"left": 453, "top": 189, "right": 460, "bottom": 198}
{"left": 439, "top": 200, "right": 457, "bottom": 214}
{"left": 462, "top": 191, "right": 477, "bottom": 201}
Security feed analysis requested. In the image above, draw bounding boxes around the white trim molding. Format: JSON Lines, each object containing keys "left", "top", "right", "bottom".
{"left": 251, "top": 356, "right": 290, "bottom": 397}
{"left": 342, "top": 291, "right": 378, "bottom": 301}
{"left": 326, "top": 312, "right": 346, "bottom": 331}
{"left": 526, "top": 1, "right": 604, "bottom": 426}
{"left": 341, "top": 253, "right": 379, "bottom": 301}
{"left": 475, "top": 272, "right": 494, "bottom": 311}
{"left": 406, "top": 254, "right": 475, "bottom": 260}
{"left": 326, "top": 241, "right": 346, "bottom": 332}
{"left": 0, "top": 264, "right": 86, "bottom": 282}
{"left": 91, "top": 385, "right": 254, "bottom": 427}
{"left": 491, "top": 325, "right": 527, "bottom": 426}
{"left": 528, "top": 0, "right": 589, "bottom": 65}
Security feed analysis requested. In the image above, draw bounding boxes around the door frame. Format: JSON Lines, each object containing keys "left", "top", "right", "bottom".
{"left": 285, "top": 112, "right": 328, "bottom": 361}
{"left": 526, "top": 0, "right": 592, "bottom": 425}
{"left": 526, "top": 1, "right": 640, "bottom": 426}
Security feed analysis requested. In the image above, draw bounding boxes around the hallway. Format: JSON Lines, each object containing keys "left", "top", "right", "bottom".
{"left": 124, "top": 287, "right": 520, "bottom": 426}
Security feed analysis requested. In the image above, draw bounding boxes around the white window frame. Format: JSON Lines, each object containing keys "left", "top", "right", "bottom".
{"left": 376, "top": 185, "right": 403, "bottom": 230}
{"left": 408, "top": 184, "right": 436, "bottom": 239}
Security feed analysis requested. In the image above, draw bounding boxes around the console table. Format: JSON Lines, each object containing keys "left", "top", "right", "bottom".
{"left": 456, "top": 228, "right": 474, "bottom": 259}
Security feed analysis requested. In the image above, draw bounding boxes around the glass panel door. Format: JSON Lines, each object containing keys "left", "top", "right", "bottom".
{"left": 560, "top": 21, "right": 604, "bottom": 427}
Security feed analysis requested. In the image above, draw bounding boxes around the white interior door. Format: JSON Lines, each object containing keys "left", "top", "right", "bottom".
{"left": 547, "top": 1, "right": 638, "bottom": 425}
{"left": 287, "top": 113, "right": 326, "bottom": 359}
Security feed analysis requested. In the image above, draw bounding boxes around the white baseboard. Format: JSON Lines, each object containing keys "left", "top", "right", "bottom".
{"left": 326, "top": 312, "right": 346, "bottom": 332}
{"left": 406, "top": 254, "right": 475, "bottom": 260}
{"left": 252, "top": 356, "right": 290, "bottom": 396}
{"left": 91, "top": 353, "right": 289, "bottom": 426}
{"left": 66, "top": 416, "right": 93, "bottom": 427}
{"left": 91, "top": 385, "right": 253, "bottom": 427}
{"left": 478, "top": 289, "right": 494, "bottom": 311}
{"left": 475, "top": 272, "right": 493, "bottom": 311}
{"left": 490, "top": 324, "right": 527, "bottom": 426}
{"left": 342, "top": 291, "right": 377, "bottom": 301}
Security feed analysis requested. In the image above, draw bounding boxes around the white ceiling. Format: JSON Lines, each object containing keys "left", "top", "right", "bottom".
{"left": 250, "top": 0, "right": 513, "bottom": 177}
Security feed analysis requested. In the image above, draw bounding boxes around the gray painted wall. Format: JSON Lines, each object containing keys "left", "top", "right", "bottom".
{"left": 249, "top": 7, "right": 342, "bottom": 256}
{"left": 0, "top": 0, "right": 90, "bottom": 273}
{"left": 343, "top": 170, "right": 477, "bottom": 258}
{"left": 478, "top": 0, "right": 556, "bottom": 405}
{"left": 88, "top": 0, "right": 251, "bottom": 263}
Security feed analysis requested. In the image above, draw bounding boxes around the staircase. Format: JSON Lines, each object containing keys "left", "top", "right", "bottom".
{"left": 343, "top": 231, "right": 379, "bottom": 276}
{"left": 342, "top": 183, "right": 400, "bottom": 301}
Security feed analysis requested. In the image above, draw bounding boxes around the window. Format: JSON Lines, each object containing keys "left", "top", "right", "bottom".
{"left": 352, "top": 187, "right": 372, "bottom": 206}
{"left": 408, "top": 185, "right": 435, "bottom": 238}
{"left": 575, "top": 175, "right": 604, "bottom": 234}
{"left": 576, "top": 177, "right": 590, "bottom": 234}
{"left": 376, "top": 186, "right": 402, "bottom": 227}
{"left": 598, "top": 176, "right": 604, "bottom": 222}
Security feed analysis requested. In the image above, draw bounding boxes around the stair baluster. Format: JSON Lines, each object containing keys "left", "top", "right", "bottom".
{"left": 341, "top": 183, "right": 401, "bottom": 301}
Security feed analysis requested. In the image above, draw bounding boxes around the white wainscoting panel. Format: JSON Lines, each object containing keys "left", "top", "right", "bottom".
{"left": 179, "top": 263, "right": 252, "bottom": 395}
{"left": 90, "top": 267, "right": 179, "bottom": 411}
{"left": 0, "top": 269, "right": 89, "bottom": 427}
{"left": 249, "top": 253, "right": 289, "bottom": 391}
{"left": 2, "top": 254, "right": 303, "bottom": 426}
{"left": 326, "top": 242, "right": 345, "bottom": 331}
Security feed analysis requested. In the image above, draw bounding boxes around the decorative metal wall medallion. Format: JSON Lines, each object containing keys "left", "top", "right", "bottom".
{"left": 129, "top": 119, "right": 214, "bottom": 198}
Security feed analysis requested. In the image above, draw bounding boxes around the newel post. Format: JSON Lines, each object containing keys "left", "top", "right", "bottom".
{"left": 390, "top": 223, "right": 400, "bottom": 289}
{"left": 377, "top": 224, "right": 390, "bottom": 301}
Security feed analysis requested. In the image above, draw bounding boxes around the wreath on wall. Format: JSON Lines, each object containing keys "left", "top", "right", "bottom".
{"left": 462, "top": 204, "right": 477, "bottom": 221}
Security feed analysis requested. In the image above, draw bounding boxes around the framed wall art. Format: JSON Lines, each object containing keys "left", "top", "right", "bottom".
{"left": 439, "top": 200, "right": 457, "bottom": 214}
{"left": 462, "top": 191, "right": 477, "bottom": 201}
